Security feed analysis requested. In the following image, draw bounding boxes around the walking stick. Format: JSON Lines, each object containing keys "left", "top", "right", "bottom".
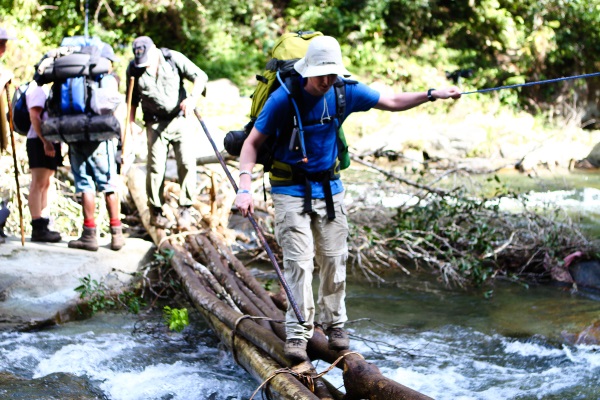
{"left": 4, "top": 82, "right": 25, "bottom": 246}
{"left": 120, "top": 76, "right": 135, "bottom": 175}
{"left": 193, "top": 108, "right": 306, "bottom": 324}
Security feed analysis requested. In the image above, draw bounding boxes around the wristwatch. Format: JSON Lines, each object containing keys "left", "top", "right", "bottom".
{"left": 427, "top": 88, "right": 436, "bottom": 102}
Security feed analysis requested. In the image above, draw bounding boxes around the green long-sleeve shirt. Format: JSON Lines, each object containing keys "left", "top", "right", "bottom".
{"left": 127, "top": 49, "right": 207, "bottom": 120}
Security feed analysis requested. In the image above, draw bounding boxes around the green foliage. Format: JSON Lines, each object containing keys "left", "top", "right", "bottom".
{"left": 118, "top": 291, "right": 146, "bottom": 314}
{"left": 154, "top": 248, "right": 174, "bottom": 263}
{"left": 263, "top": 278, "right": 274, "bottom": 291}
{"left": 163, "top": 306, "right": 189, "bottom": 333}
{"left": 75, "top": 274, "right": 145, "bottom": 315}
{"left": 75, "top": 275, "right": 115, "bottom": 315}
{"left": 1, "top": 0, "right": 598, "bottom": 124}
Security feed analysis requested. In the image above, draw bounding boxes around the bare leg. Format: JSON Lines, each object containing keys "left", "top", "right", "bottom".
{"left": 28, "top": 168, "right": 54, "bottom": 219}
{"left": 105, "top": 192, "right": 120, "bottom": 221}
{"left": 81, "top": 192, "right": 96, "bottom": 221}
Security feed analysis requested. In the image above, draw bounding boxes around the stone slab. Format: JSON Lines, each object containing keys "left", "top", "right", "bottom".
{"left": 0, "top": 234, "right": 154, "bottom": 329}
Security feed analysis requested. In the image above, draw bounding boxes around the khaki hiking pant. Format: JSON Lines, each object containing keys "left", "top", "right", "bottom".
{"left": 272, "top": 192, "right": 349, "bottom": 341}
{"left": 146, "top": 115, "right": 197, "bottom": 208}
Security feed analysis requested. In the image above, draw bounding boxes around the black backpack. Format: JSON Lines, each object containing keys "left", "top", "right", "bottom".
{"left": 10, "top": 82, "right": 32, "bottom": 136}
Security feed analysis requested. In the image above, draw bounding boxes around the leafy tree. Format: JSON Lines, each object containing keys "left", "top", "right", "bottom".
{"left": 0, "top": 0, "right": 598, "bottom": 124}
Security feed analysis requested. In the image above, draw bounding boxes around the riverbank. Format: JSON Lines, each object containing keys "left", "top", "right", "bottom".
{"left": 0, "top": 235, "right": 153, "bottom": 332}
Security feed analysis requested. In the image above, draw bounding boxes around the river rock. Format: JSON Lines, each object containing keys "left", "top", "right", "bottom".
{"left": 569, "top": 259, "right": 600, "bottom": 292}
{"left": 514, "top": 141, "right": 590, "bottom": 173}
{"left": 0, "top": 371, "right": 107, "bottom": 399}
{"left": 574, "top": 141, "right": 600, "bottom": 169}
{"left": 573, "top": 320, "right": 600, "bottom": 345}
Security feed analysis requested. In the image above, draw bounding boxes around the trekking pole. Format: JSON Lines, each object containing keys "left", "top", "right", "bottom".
{"left": 193, "top": 108, "right": 306, "bottom": 324}
{"left": 4, "top": 82, "right": 25, "bottom": 246}
{"left": 120, "top": 76, "right": 135, "bottom": 176}
{"left": 461, "top": 71, "right": 600, "bottom": 95}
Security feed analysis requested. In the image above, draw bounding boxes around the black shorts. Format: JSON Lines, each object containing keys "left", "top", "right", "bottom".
{"left": 27, "top": 138, "right": 62, "bottom": 170}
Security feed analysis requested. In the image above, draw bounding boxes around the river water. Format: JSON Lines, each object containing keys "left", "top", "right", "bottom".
{"left": 1, "top": 170, "right": 599, "bottom": 399}
{"left": 0, "top": 275, "right": 599, "bottom": 400}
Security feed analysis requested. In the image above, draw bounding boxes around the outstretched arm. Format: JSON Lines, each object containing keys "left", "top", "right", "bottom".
{"left": 374, "top": 86, "right": 462, "bottom": 112}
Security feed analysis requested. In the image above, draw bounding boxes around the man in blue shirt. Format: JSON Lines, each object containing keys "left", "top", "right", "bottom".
{"left": 235, "top": 35, "right": 461, "bottom": 362}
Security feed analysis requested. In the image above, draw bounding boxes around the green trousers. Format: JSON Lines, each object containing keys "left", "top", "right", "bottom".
{"left": 146, "top": 115, "right": 197, "bottom": 208}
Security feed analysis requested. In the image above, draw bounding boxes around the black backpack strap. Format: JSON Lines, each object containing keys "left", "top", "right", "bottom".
{"left": 160, "top": 48, "right": 176, "bottom": 73}
{"left": 333, "top": 78, "right": 346, "bottom": 125}
{"left": 274, "top": 71, "right": 307, "bottom": 163}
{"left": 333, "top": 78, "right": 346, "bottom": 162}
{"left": 161, "top": 47, "right": 187, "bottom": 104}
{"left": 333, "top": 78, "right": 358, "bottom": 162}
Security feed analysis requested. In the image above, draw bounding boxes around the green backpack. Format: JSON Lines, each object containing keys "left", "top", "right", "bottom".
{"left": 224, "top": 31, "right": 351, "bottom": 170}
{"left": 249, "top": 31, "right": 323, "bottom": 121}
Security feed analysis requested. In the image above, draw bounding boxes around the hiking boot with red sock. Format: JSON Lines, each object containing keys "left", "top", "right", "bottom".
{"left": 68, "top": 226, "right": 98, "bottom": 251}
{"left": 326, "top": 327, "right": 349, "bottom": 350}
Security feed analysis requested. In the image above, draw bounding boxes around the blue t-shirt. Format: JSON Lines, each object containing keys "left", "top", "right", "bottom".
{"left": 255, "top": 78, "right": 380, "bottom": 198}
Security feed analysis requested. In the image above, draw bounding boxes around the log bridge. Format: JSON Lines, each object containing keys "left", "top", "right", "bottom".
{"left": 127, "top": 166, "right": 432, "bottom": 400}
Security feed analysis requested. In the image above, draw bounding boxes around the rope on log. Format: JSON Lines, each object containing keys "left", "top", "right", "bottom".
{"left": 249, "top": 352, "right": 363, "bottom": 400}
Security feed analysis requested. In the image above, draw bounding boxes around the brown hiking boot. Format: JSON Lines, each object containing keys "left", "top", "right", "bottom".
{"left": 68, "top": 226, "right": 98, "bottom": 251}
{"left": 110, "top": 226, "right": 125, "bottom": 251}
{"left": 150, "top": 207, "right": 173, "bottom": 229}
{"left": 284, "top": 338, "right": 309, "bottom": 362}
{"left": 326, "top": 327, "right": 349, "bottom": 350}
{"left": 31, "top": 218, "right": 61, "bottom": 243}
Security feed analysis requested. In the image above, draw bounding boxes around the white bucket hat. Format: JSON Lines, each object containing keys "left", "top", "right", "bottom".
{"left": 294, "top": 36, "right": 351, "bottom": 78}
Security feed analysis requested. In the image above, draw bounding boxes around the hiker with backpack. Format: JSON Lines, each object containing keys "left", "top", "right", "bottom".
{"left": 234, "top": 35, "right": 461, "bottom": 362}
{"left": 25, "top": 80, "right": 63, "bottom": 243}
{"left": 65, "top": 43, "right": 125, "bottom": 252}
{"left": 126, "top": 36, "right": 208, "bottom": 229}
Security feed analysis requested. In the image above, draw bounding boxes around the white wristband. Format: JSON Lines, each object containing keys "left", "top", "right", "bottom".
{"left": 239, "top": 170, "right": 252, "bottom": 177}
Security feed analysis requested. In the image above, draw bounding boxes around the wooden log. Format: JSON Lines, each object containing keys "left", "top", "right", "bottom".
{"left": 125, "top": 167, "right": 163, "bottom": 246}
{"left": 169, "top": 244, "right": 322, "bottom": 399}
{"left": 208, "top": 230, "right": 280, "bottom": 313}
{"left": 175, "top": 238, "right": 428, "bottom": 399}
{"left": 191, "top": 234, "right": 271, "bottom": 330}
{"left": 126, "top": 165, "right": 431, "bottom": 400}
{"left": 342, "top": 353, "right": 431, "bottom": 400}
